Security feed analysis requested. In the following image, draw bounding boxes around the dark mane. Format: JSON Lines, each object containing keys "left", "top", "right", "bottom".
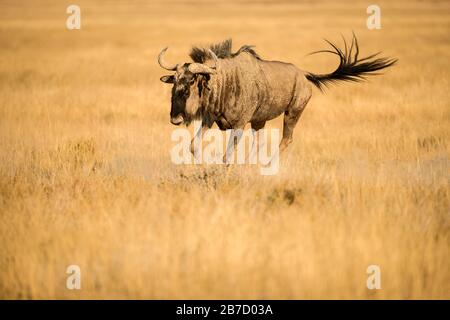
{"left": 189, "top": 39, "right": 261, "bottom": 63}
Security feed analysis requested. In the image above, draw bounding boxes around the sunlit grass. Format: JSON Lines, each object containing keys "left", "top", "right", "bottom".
{"left": 0, "top": 0, "right": 449, "bottom": 299}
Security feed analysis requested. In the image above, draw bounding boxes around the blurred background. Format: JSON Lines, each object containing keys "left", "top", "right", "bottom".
{"left": 0, "top": 0, "right": 449, "bottom": 299}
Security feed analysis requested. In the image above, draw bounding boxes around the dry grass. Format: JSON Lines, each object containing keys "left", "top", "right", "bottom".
{"left": 0, "top": 0, "right": 449, "bottom": 299}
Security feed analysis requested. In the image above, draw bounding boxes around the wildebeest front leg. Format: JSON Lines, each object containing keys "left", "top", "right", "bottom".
{"left": 223, "top": 128, "right": 242, "bottom": 164}
{"left": 247, "top": 121, "right": 266, "bottom": 164}
{"left": 190, "top": 120, "right": 208, "bottom": 163}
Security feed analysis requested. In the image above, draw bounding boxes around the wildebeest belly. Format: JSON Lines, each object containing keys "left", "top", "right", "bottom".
{"left": 251, "top": 101, "right": 287, "bottom": 122}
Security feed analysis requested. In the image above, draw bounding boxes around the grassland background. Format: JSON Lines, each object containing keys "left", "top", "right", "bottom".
{"left": 0, "top": 0, "right": 449, "bottom": 299}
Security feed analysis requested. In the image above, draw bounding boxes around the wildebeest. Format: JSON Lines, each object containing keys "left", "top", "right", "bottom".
{"left": 158, "top": 35, "right": 396, "bottom": 161}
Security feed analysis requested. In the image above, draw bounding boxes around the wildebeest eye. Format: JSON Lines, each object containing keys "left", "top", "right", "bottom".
{"left": 189, "top": 78, "right": 196, "bottom": 86}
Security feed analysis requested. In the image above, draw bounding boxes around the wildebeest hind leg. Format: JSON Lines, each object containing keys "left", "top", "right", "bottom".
{"left": 280, "top": 96, "right": 310, "bottom": 153}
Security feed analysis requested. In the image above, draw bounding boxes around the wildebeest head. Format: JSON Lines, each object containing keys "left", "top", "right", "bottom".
{"left": 158, "top": 48, "right": 218, "bottom": 126}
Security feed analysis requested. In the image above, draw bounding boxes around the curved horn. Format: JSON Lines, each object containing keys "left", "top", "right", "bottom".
{"left": 158, "top": 47, "right": 178, "bottom": 71}
{"left": 188, "top": 49, "right": 219, "bottom": 74}
{"left": 188, "top": 63, "right": 216, "bottom": 75}
{"left": 208, "top": 49, "right": 218, "bottom": 69}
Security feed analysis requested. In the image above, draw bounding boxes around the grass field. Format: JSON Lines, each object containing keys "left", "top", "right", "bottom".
{"left": 0, "top": 0, "right": 449, "bottom": 299}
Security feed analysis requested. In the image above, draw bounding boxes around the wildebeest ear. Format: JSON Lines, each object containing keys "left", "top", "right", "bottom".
{"left": 160, "top": 75, "right": 175, "bottom": 83}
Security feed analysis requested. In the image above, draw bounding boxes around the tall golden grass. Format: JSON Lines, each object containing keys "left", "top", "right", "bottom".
{"left": 0, "top": 0, "right": 449, "bottom": 299}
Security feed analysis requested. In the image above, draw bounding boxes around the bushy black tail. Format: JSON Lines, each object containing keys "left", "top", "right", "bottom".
{"left": 305, "top": 34, "right": 397, "bottom": 91}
